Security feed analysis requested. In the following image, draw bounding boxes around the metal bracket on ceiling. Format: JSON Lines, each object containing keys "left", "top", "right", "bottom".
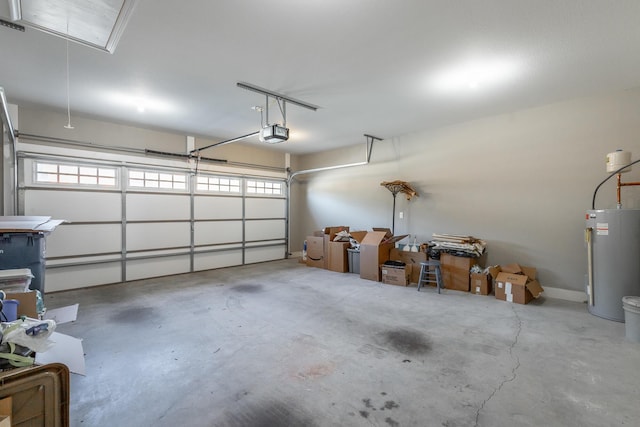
{"left": 237, "top": 82, "right": 320, "bottom": 131}
{"left": 237, "top": 82, "right": 319, "bottom": 112}
{"left": 364, "top": 134, "right": 383, "bottom": 163}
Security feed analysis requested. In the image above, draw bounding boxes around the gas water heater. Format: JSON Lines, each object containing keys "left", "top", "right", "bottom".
{"left": 586, "top": 150, "right": 640, "bottom": 322}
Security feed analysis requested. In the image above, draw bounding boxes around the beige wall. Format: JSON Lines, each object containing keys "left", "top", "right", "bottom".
{"left": 291, "top": 88, "right": 640, "bottom": 292}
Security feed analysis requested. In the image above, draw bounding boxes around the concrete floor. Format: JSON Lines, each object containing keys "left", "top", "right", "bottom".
{"left": 46, "top": 259, "right": 640, "bottom": 427}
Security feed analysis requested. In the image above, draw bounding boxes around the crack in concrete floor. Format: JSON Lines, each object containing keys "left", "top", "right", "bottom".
{"left": 474, "top": 305, "right": 523, "bottom": 427}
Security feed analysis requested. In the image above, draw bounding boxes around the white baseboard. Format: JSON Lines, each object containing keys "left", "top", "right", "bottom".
{"left": 543, "top": 286, "right": 587, "bottom": 303}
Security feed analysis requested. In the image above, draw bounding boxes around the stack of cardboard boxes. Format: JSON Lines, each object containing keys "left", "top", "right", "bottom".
{"left": 305, "top": 227, "right": 408, "bottom": 284}
{"left": 305, "top": 229, "right": 544, "bottom": 305}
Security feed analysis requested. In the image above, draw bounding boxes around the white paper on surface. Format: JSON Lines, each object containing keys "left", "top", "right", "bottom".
{"left": 35, "top": 332, "right": 86, "bottom": 375}
{"left": 44, "top": 304, "right": 78, "bottom": 324}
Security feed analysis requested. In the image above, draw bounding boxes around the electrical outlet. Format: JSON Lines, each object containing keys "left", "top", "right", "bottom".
{"left": 399, "top": 211, "right": 404, "bottom": 219}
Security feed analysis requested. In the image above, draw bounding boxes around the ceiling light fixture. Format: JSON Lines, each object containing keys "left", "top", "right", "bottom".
{"left": 430, "top": 57, "right": 521, "bottom": 93}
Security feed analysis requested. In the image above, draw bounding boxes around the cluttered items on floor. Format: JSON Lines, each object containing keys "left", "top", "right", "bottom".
{"left": 0, "top": 268, "right": 86, "bottom": 375}
{"left": 301, "top": 227, "right": 544, "bottom": 304}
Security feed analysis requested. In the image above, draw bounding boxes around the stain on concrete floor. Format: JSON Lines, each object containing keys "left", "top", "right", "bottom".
{"left": 109, "top": 306, "right": 155, "bottom": 323}
{"left": 219, "top": 400, "right": 317, "bottom": 427}
{"left": 380, "top": 328, "right": 431, "bottom": 355}
{"left": 231, "top": 284, "right": 264, "bottom": 293}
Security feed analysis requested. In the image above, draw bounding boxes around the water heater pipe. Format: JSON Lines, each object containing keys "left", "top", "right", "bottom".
{"left": 585, "top": 227, "right": 594, "bottom": 306}
{"left": 617, "top": 173, "right": 640, "bottom": 208}
{"left": 592, "top": 158, "right": 640, "bottom": 210}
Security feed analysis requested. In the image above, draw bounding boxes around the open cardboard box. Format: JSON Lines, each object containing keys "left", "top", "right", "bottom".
{"left": 325, "top": 226, "right": 351, "bottom": 272}
{"left": 359, "top": 228, "right": 408, "bottom": 281}
{"left": 494, "top": 265, "right": 544, "bottom": 304}
{"left": 328, "top": 241, "right": 350, "bottom": 272}
{"left": 470, "top": 265, "right": 501, "bottom": 296}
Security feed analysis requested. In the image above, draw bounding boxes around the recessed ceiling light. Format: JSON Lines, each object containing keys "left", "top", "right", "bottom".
{"left": 105, "top": 92, "right": 173, "bottom": 113}
{"left": 430, "top": 57, "right": 521, "bottom": 93}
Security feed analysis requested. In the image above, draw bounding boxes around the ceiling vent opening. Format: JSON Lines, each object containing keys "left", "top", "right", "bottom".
{"left": 7, "top": 0, "right": 139, "bottom": 53}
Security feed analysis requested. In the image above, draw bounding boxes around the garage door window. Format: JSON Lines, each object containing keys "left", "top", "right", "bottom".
{"left": 128, "top": 170, "right": 187, "bottom": 190}
{"left": 246, "top": 179, "right": 283, "bottom": 195}
{"left": 35, "top": 162, "right": 117, "bottom": 187}
{"left": 196, "top": 176, "right": 241, "bottom": 193}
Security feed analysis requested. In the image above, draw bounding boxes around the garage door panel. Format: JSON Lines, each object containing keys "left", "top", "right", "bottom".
{"left": 194, "top": 196, "right": 242, "bottom": 219}
{"left": 126, "top": 255, "right": 190, "bottom": 281}
{"left": 194, "top": 221, "right": 242, "bottom": 245}
{"left": 245, "top": 198, "right": 285, "bottom": 219}
{"left": 245, "top": 219, "right": 285, "bottom": 241}
{"left": 127, "top": 222, "right": 190, "bottom": 251}
{"left": 245, "top": 245, "right": 285, "bottom": 263}
{"left": 194, "top": 250, "right": 243, "bottom": 271}
{"left": 24, "top": 190, "right": 121, "bottom": 222}
{"left": 46, "top": 263, "right": 122, "bottom": 292}
{"left": 127, "top": 193, "right": 190, "bottom": 221}
{"left": 45, "top": 223, "right": 121, "bottom": 257}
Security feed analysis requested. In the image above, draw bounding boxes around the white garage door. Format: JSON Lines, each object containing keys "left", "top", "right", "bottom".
{"left": 18, "top": 148, "right": 287, "bottom": 292}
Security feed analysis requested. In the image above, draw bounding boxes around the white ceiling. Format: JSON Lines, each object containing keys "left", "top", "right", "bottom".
{"left": 1, "top": 0, "right": 639, "bottom": 154}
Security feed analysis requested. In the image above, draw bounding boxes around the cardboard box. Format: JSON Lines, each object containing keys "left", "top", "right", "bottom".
{"left": 349, "top": 231, "right": 368, "bottom": 245}
{"left": 440, "top": 253, "right": 476, "bottom": 292}
{"left": 381, "top": 264, "right": 410, "bottom": 286}
{"left": 359, "top": 230, "right": 408, "bottom": 281}
{"left": 323, "top": 226, "right": 349, "bottom": 269}
{"left": 5, "top": 291, "right": 38, "bottom": 318}
{"left": 520, "top": 266, "right": 537, "bottom": 280}
{"left": 500, "top": 263, "right": 522, "bottom": 274}
{"left": 0, "top": 397, "right": 11, "bottom": 427}
{"left": 494, "top": 272, "right": 544, "bottom": 304}
{"left": 328, "top": 241, "right": 350, "bottom": 273}
{"left": 389, "top": 248, "right": 427, "bottom": 284}
{"left": 500, "top": 263, "right": 536, "bottom": 280}
{"left": 470, "top": 273, "right": 492, "bottom": 295}
{"left": 305, "top": 236, "right": 325, "bottom": 268}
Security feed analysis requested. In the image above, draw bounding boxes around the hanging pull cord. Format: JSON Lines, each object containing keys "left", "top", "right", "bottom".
{"left": 64, "top": 26, "right": 74, "bottom": 129}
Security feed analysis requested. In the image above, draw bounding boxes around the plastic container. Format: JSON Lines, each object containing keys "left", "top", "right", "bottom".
{"left": 347, "top": 248, "right": 360, "bottom": 274}
{"left": 0, "top": 268, "right": 34, "bottom": 293}
{"left": 622, "top": 296, "right": 640, "bottom": 343}
{"left": 1, "top": 299, "right": 19, "bottom": 322}
{"left": 0, "top": 363, "right": 70, "bottom": 426}
{"left": 0, "top": 233, "right": 46, "bottom": 294}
